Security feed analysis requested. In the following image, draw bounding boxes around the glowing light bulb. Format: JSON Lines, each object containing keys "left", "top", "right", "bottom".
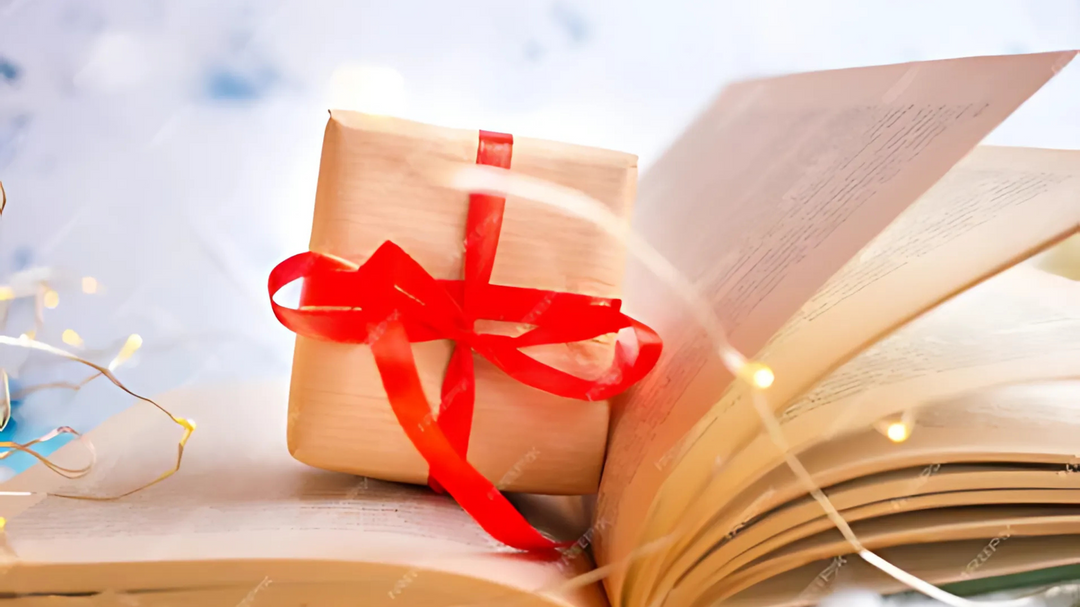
{"left": 81, "top": 277, "right": 98, "bottom": 294}
{"left": 19, "top": 330, "right": 34, "bottom": 341}
{"left": 737, "top": 361, "right": 775, "bottom": 389}
{"left": 61, "top": 329, "right": 83, "bottom": 347}
{"left": 886, "top": 422, "right": 910, "bottom": 443}
{"left": 43, "top": 290, "right": 59, "bottom": 309}
{"left": 0, "top": 286, "right": 14, "bottom": 301}
{"left": 108, "top": 333, "right": 143, "bottom": 371}
{"left": 752, "top": 366, "right": 775, "bottom": 389}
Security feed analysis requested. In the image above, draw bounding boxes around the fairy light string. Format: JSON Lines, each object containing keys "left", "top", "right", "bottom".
{"left": 12, "top": 333, "right": 146, "bottom": 400}
{"left": 0, "top": 335, "right": 195, "bottom": 501}
{"left": 0, "top": 185, "right": 194, "bottom": 505}
{"left": 439, "top": 161, "right": 1024, "bottom": 607}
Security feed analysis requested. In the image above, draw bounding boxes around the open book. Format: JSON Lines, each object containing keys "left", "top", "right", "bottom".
{"left": 3, "top": 51, "right": 1080, "bottom": 606}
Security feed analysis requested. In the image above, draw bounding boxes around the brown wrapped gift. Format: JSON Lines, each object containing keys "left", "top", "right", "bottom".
{"left": 287, "top": 111, "right": 637, "bottom": 495}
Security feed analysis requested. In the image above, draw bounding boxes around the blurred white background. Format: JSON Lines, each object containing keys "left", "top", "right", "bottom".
{"left": 0, "top": 0, "right": 1078, "bottom": 473}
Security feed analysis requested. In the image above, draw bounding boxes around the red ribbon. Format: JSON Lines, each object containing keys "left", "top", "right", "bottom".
{"left": 269, "top": 130, "right": 661, "bottom": 550}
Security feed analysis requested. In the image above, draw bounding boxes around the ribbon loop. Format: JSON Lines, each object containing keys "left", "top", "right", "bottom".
{"left": 270, "top": 130, "right": 661, "bottom": 550}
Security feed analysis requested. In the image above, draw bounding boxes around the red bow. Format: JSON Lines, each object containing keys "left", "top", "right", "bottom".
{"left": 269, "top": 130, "right": 661, "bottom": 550}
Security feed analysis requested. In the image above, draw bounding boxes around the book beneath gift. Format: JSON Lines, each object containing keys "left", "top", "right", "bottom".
{"left": 3, "top": 50, "right": 1080, "bottom": 607}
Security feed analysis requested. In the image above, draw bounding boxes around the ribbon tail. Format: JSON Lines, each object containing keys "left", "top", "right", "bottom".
{"left": 369, "top": 319, "right": 568, "bottom": 551}
{"left": 428, "top": 343, "right": 476, "bottom": 494}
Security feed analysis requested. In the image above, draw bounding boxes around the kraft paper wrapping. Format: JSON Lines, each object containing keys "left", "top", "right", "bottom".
{"left": 287, "top": 111, "right": 637, "bottom": 494}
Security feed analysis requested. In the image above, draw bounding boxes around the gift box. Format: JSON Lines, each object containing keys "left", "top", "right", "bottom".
{"left": 281, "top": 111, "right": 641, "bottom": 496}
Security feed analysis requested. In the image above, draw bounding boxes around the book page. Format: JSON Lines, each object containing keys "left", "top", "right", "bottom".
{"left": 767, "top": 146, "right": 1080, "bottom": 357}
{"left": 636, "top": 142, "right": 1080, "bottom": 604}
{"left": 714, "top": 505, "right": 1080, "bottom": 605}
{"left": 0, "top": 382, "right": 606, "bottom": 607}
{"left": 678, "top": 477, "right": 1080, "bottom": 603}
{"left": 725, "top": 535, "right": 1080, "bottom": 607}
{"left": 597, "top": 51, "right": 1076, "bottom": 605}
{"left": 650, "top": 267, "right": 1080, "bottom": 605}
{"left": 1033, "top": 232, "right": 1080, "bottom": 280}
{"left": 0, "top": 580, "right": 585, "bottom": 607}
{"left": 653, "top": 381, "right": 1080, "bottom": 607}
{"left": 779, "top": 266, "right": 1080, "bottom": 442}
{"left": 749, "top": 381, "right": 1080, "bottom": 527}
